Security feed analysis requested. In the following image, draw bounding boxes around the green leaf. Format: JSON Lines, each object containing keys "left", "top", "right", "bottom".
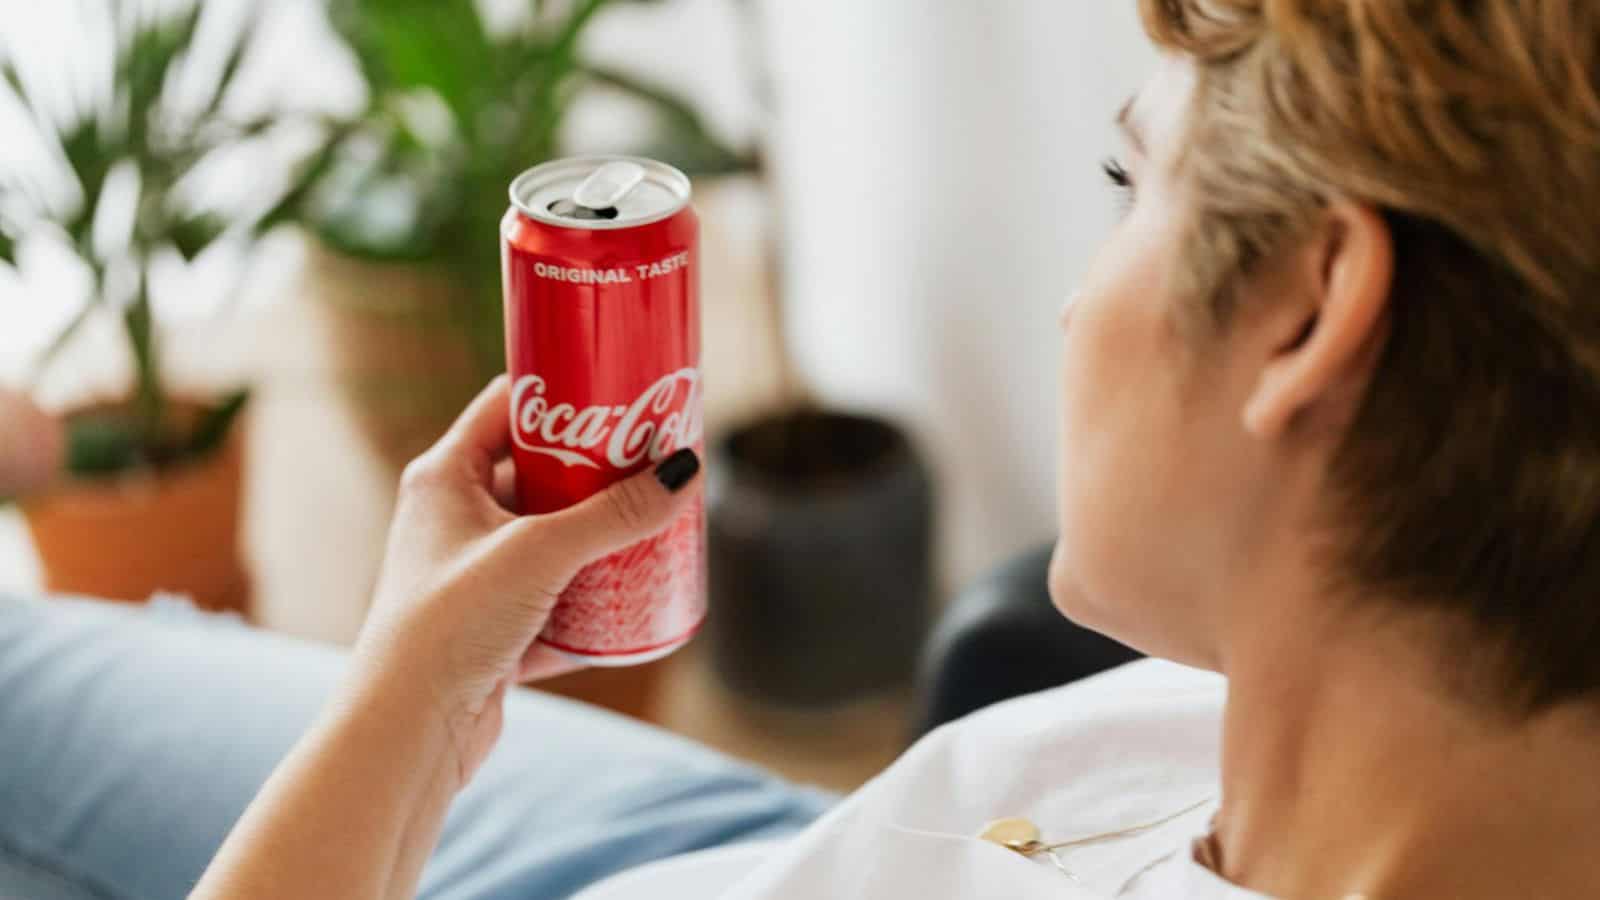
{"left": 60, "top": 389, "right": 248, "bottom": 476}
{"left": 30, "top": 303, "right": 97, "bottom": 384}
{"left": 57, "top": 117, "right": 118, "bottom": 246}
{"left": 201, "top": 8, "right": 257, "bottom": 118}
{"left": 254, "top": 126, "right": 351, "bottom": 236}
{"left": 0, "top": 59, "right": 39, "bottom": 125}
{"left": 1, "top": 60, "right": 21, "bottom": 98}
{"left": 65, "top": 412, "right": 143, "bottom": 476}
{"left": 577, "top": 63, "right": 753, "bottom": 175}
{"left": 502, "top": 0, "right": 608, "bottom": 166}
{"left": 548, "top": 0, "right": 609, "bottom": 64}
{"left": 302, "top": 118, "right": 469, "bottom": 259}
{"left": 118, "top": 6, "right": 202, "bottom": 130}
{"left": 123, "top": 274, "right": 164, "bottom": 437}
{"left": 168, "top": 212, "right": 228, "bottom": 261}
{"left": 0, "top": 227, "right": 14, "bottom": 268}
{"left": 329, "top": 0, "right": 492, "bottom": 137}
{"left": 187, "top": 388, "right": 249, "bottom": 458}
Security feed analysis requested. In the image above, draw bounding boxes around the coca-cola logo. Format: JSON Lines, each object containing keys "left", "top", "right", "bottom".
{"left": 511, "top": 368, "right": 703, "bottom": 469}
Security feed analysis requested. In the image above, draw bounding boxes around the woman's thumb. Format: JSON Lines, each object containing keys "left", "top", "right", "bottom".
{"left": 537, "top": 448, "right": 702, "bottom": 563}
{"left": 0, "top": 389, "right": 63, "bottom": 499}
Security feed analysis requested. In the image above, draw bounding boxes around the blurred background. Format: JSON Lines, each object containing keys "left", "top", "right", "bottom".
{"left": 0, "top": 0, "right": 1152, "bottom": 790}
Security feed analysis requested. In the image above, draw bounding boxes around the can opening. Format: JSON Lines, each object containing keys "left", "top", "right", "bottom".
{"left": 547, "top": 198, "right": 620, "bottom": 221}
{"left": 509, "top": 157, "right": 690, "bottom": 230}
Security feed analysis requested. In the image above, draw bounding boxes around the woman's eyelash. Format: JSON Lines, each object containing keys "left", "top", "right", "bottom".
{"left": 1101, "top": 157, "right": 1133, "bottom": 190}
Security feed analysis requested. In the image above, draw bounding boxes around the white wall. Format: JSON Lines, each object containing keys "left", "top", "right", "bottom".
{"left": 758, "top": 2, "right": 1156, "bottom": 587}
{"left": 0, "top": 0, "right": 1157, "bottom": 594}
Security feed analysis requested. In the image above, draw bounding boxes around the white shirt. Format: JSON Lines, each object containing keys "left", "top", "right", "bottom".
{"left": 577, "top": 659, "right": 1269, "bottom": 899}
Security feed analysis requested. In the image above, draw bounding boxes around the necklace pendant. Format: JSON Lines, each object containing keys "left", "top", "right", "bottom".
{"left": 978, "top": 817, "right": 1043, "bottom": 854}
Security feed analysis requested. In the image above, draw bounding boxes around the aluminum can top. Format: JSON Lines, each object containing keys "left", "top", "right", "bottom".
{"left": 509, "top": 156, "right": 691, "bottom": 231}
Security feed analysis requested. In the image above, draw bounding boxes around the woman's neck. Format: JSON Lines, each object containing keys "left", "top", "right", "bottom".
{"left": 1213, "top": 609, "right": 1600, "bottom": 899}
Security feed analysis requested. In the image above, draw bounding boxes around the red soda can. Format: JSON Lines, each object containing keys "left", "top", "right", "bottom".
{"left": 501, "top": 156, "right": 705, "bottom": 665}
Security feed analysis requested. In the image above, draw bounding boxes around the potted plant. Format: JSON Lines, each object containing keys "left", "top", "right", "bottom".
{"left": 706, "top": 411, "right": 936, "bottom": 707}
{"left": 0, "top": 4, "right": 338, "bottom": 615}
{"left": 302, "top": 0, "right": 751, "bottom": 471}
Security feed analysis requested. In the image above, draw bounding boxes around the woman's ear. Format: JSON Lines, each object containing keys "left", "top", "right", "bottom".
{"left": 1242, "top": 202, "right": 1394, "bottom": 439}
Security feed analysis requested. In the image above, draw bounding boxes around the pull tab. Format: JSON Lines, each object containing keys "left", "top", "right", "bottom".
{"left": 572, "top": 161, "right": 646, "bottom": 211}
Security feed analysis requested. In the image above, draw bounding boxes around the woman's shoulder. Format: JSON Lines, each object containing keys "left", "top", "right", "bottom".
{"left": 839, "top": 659, "right": 1223, "bottom": 833}
{"left": 936, "top": 658, "right": 1226, "bottom": 745}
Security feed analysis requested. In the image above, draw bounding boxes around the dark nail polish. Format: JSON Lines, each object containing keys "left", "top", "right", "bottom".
{"left": 655, "top": 448, "right": 700, "bottom": 492}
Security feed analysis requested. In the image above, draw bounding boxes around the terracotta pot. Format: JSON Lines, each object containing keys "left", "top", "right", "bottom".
{"left": 302, "top": 240, "right": 486, "bottom": 472}
{"left": 22, "top": 405, "right": 251, "bottom": 616}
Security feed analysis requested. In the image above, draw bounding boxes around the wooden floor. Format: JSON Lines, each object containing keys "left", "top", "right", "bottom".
{"left": 1, "top": 211, "right": 910, "bottom": 793}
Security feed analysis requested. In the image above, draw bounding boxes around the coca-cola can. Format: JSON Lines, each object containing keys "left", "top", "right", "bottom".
{"left": 501, "top": 156, "right": 705, "bottom": 666}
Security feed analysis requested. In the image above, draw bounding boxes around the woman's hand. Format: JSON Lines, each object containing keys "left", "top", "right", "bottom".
{"left": 195, "top": 375, "right": 700, "bottom": 900}
{"left": 0, "top": 388, "right": 63, "bottom": 499}
{"left": 351, "top": 374, "right": 702, "bottom": 786}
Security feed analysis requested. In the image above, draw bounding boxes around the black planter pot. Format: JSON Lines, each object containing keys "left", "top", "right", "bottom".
{"left": 707, "top": 410, "right": 935, "bottom": 706}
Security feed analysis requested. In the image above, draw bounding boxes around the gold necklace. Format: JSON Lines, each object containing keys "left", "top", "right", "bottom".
{"left": 977, "top": 796, "right": 1215, "bottom": 882}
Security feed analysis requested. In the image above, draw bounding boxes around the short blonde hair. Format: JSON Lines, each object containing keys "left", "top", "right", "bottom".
{"left": 1141, "top": 0, "right": 1600, "bottom": 710}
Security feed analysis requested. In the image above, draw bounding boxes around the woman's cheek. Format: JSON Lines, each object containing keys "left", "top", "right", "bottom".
{"left": 1052, "top": 306, "right": 1120, "bottom": 619}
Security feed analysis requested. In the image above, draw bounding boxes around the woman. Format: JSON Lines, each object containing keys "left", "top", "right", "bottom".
{"left": 5, "top": 1, "right": 1600, "bottom": 896}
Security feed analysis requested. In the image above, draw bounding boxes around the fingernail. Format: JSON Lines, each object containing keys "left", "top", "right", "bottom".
{"left": 654, "top": 448, "right": 700, "bottom": 492}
